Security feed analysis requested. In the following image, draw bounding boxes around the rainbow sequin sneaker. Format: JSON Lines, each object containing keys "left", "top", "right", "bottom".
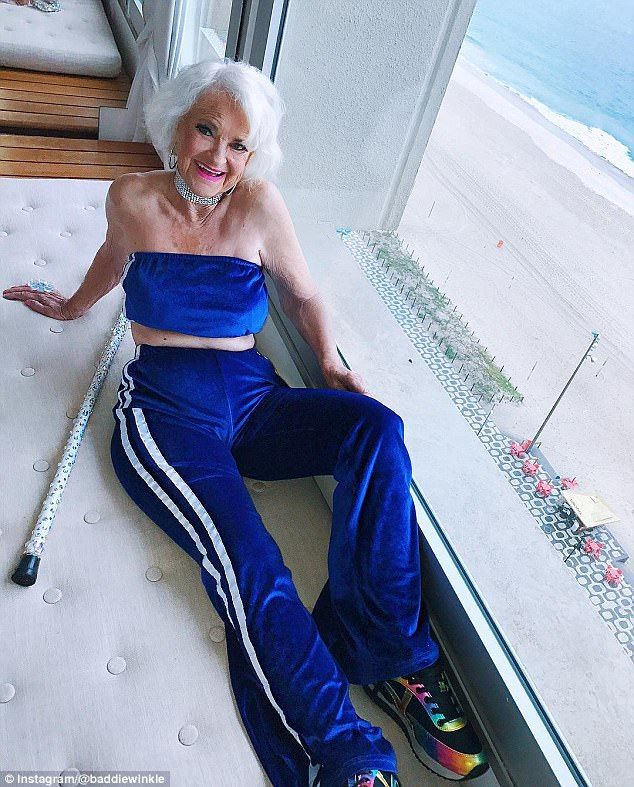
{"left": 311, "top": 765, "right": 400, "bottom": 787}
{"left": 363, "top": 657, "right": 489, "bottom": 781}
{"left": 344, "top": 771, "right": 401, "bottom": 787}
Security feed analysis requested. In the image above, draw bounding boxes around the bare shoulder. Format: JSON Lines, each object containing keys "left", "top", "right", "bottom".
{"left": 246, "top": 181, "right": 317, "bottom": 302}
{"left": 246, "top": 179, "right": 295, "bottom": 248}
{"left": 106, "top": 170, "right": 161, "bottom": 217}
{"left": 103, "top": 171, "right": 161, "bottom": 277}
{"left": 247, "top": 178, "right": 287, "bottom": 220}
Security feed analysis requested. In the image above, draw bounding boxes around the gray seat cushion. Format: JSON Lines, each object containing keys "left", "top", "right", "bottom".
{"left": 0, "top": 0, "right": 122, "bottom": 77}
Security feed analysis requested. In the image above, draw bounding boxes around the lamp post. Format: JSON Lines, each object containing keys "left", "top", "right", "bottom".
{"left": 525, "top": 331, "right": 600, "bottom": 455}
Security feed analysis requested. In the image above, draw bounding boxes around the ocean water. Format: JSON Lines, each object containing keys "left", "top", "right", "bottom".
{"left": 460, "top": 0, "right": 634, "bottom": 178}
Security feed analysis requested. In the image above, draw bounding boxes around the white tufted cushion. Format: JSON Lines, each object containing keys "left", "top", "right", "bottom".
{"left": 0, "top": 176, "right": 336, "bottom": 785}
{"left": 0, "top": 0, "right": 122, "bottom": 77}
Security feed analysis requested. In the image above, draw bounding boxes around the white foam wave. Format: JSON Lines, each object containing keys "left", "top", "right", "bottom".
{"left": 505, "top": 86, "right": 634, "bottom": 179}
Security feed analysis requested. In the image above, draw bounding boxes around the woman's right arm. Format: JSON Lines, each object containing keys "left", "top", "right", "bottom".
{"left": 2, "top": 176, "right": 132, "bottom": 320}
{"left": 63, "top": 176, "right": 132, "bottom": 319}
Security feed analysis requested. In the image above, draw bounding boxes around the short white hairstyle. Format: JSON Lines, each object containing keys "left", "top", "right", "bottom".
{"left": 144, "top": 58, "right": 286, "bottom": 184}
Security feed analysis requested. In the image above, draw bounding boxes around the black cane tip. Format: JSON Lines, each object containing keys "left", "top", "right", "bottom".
{"left": 11, "top": 553, "right": 40, "bottom": 586}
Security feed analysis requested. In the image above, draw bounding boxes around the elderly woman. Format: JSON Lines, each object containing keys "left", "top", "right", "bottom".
{"left": 2, "top": 59, "right": 487, "bottom": 786}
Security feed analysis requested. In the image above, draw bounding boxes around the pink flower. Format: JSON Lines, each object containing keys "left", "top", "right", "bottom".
{"left": 583, "top": 537, "right": 604, "bottom": 559}
{"left": 509, "top": 441, "right": 526, "bottom": 457}
{"left": 536, "top": 479, "right": 554, "bottom": 497}
{"left": 510, "top": 439, "right": 533, "bottom": 457}
{"left": 561, "top": 476, "right": 578, "bottom": 489}
{"left": 604, "top": 565, "right": 623, "bottom": 587}
{"left": 522, "top": 458, "right": 539, "bottom": 476}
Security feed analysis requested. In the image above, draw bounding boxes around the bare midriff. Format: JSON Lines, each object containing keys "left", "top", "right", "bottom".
{"left": 129, "top": 322, "right": 257, "bottom": 351}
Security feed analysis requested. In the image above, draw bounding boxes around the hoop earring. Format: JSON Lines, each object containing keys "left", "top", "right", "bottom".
{"left": 225, "top": 182, "right": 238, "bottom": 196}
{"left": 168, "top": 149, "right": 177, "bottom": 170}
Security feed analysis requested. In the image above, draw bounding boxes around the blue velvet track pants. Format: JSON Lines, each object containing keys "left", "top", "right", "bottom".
{"left": 110, "top": 343, "right": 440, "bottom": 787}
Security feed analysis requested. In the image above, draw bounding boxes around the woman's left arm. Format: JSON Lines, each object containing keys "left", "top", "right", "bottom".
{"left": 256, "top": 182, "right": 369, "bottom": 394}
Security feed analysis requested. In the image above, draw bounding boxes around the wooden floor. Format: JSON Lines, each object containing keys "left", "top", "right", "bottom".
{"left": 0, "top": 67, "right": 131, "bottom": 136}
{"left": 0, "top": 66, "right": 162, "bottom": 178}
{"left": 0, "top": 134, "right": 163, "bottom": 179}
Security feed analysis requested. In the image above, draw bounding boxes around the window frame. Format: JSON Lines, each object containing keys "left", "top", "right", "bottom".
{"left": 118, "top": 0, "right": 144, "bottom": 38}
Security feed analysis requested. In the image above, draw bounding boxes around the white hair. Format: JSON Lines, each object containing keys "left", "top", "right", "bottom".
{"left": 144, "top": 58, "right": 286, "bottom": 184}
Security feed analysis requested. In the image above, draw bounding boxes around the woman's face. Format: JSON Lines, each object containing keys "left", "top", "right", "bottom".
{"left": 173, "top": 89, "right": 254, "bottom": 196}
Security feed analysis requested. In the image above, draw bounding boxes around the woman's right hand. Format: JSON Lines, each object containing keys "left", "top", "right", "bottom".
{"left": 2, "top": 284, "right": 78, "bottom": 320}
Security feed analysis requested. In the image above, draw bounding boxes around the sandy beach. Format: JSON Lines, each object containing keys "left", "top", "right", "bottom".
{"left": 399, "top": 55, "right": 634, "bottom": 555}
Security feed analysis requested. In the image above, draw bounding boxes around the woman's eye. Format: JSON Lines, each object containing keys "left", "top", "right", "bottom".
{"left": 196, "top": 125, "right": 247, "bottom": 151}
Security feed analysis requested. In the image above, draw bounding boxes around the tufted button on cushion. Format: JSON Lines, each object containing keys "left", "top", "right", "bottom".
{"left": 145, "top": 565, "right": 163, "bottom": 582}
{"left": 43, "top": 587, "right": 63, "bottom": 604}
{"left": 59, "top": 770, "right": 80, "bottom": 780}
{"left": 107, "top": 656, "right": 127, "bottom": 675}
{"left": 209, "top": 624, "right": 226, "bottom": 643}
{"left": 178, "top": 725, "right": 199, "bottom": 746}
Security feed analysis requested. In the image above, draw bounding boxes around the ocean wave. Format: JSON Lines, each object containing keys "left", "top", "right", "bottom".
{"left": 496, "top": 80, "right": 634, "bottom": 179}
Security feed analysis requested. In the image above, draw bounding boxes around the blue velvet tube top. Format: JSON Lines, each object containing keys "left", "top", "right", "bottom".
{"left": 121, "top": 250, "right": 269, "bottom": 338}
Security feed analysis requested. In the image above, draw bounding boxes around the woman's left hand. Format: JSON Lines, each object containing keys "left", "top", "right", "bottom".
{"left": 321, "top": 362, "right": 370, "bottom": 394}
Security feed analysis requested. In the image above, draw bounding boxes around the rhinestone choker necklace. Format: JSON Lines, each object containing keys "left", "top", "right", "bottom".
{"left": 174, "top": 167, "right": 224, "bottom": 206}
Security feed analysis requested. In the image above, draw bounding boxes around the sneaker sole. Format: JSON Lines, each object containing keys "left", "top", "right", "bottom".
{"left": 362, "top": 684, "right": 489, "bottom": 782}
{"left": 310, "top": 764, "right": 401, "bottom": 787}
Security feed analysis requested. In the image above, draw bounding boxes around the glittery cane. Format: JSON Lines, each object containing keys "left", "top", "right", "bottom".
{"left": 11, "top": 302, "right": 129, "bottom": 586}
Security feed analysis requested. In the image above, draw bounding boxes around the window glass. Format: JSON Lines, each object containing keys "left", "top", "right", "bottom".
{"left": 198, "top": 0, "right": 234, "bottom": 60}
{"left": 395, "top": 0, "right": 633, "bottom": 658}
